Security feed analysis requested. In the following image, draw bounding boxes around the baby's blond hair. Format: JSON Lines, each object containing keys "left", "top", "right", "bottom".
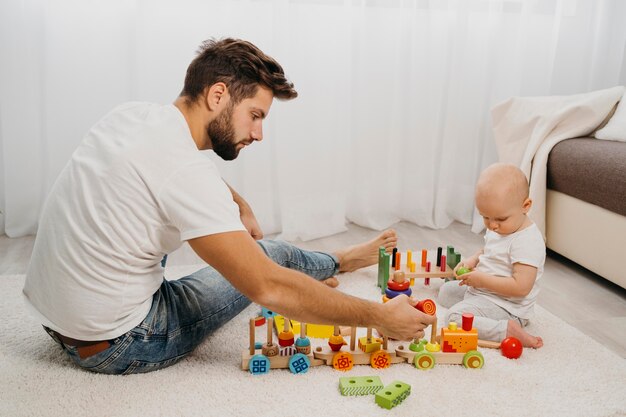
{"left": 476, "top": 163, "right": 529, "bottom": 204}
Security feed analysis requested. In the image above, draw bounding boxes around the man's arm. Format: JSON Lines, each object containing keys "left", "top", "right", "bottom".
{"left": 223, "top": 181, "right": 263, "bottom": 240}
{"left": 188, "top": 231, "right": 435, "bottom": 340}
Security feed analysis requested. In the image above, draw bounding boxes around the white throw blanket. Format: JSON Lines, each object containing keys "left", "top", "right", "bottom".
{"left": 490, "top": 85, "right": 624, "bottom": 236}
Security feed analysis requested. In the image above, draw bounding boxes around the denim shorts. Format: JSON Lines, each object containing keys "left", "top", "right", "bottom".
{"left": 46, "top": 239, "right": 339, "bottom": 375}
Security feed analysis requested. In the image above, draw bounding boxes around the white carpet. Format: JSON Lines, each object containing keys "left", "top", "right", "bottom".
{"left": 1, "top": 269, "right": 625, "bottom": 417}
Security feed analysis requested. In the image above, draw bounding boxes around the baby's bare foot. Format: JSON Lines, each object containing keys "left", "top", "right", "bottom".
{"left": 335, "top": 229, "right": 397, "bottom": 273}
{"left": 323, "top": 276, "right": 340, "bottom": 288}
{"left": 507, "top": 320, "right": 543, "bottom": 348}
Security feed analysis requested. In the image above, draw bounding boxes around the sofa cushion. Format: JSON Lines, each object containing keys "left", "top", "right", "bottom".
{"left": 547, "top": 137, "right": 626, "bottom": 216}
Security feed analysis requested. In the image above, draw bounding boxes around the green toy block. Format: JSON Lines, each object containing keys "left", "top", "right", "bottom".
{"left": 375, "top": 380, "right": 411, "bottom": 409}
{"left": 377, "top": 247, "right": 386, "bottom": 288}
{"left": 338, "top": 376, "right": 384, "bottom": 396}
{"left": 377, "top": 247, "right": 390, "bottom": 293}
{"left": 446, "top": 245, "right": 461, "bottom": 270}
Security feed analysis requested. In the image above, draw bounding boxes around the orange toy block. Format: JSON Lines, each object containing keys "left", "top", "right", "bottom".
{"left": 441, "top": 322, "right": 478, "bottom": 353}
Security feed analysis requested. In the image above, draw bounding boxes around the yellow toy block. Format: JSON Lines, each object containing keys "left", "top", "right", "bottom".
{"left": 358, "top": 336, "right": 381, "bottom": 353}
{"left": 274, "top": 316, "right": 337, "bottom": 338}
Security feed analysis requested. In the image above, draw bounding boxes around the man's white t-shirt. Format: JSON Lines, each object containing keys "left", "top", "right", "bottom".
{"left": 468, "top": 223, "right": 546, "bottom": 319}
{"left": 23, "top": 102, "right": 245, "bottom": 341}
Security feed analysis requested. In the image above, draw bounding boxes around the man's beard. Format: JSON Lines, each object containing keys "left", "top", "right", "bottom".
{"left": 207, "top": 103, "right": 239, "bottom": 161}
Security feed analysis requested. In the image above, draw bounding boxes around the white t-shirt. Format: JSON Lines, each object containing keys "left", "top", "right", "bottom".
{"left": 468, "top": 223, "right": 546, "bottom": 319}
{"left": 23, "top": 102, "right": 245, "bottom": 340}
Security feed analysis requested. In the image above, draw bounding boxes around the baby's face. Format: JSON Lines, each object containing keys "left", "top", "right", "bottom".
{"left": 476, "top": 194, "right": 530, "bottom": 235}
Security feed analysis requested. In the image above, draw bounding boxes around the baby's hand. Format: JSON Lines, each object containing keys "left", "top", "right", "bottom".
{"left": 457, "top": 271, "right": 480, "bottom": 288}
{"left": 453, "top": 263, "right": 472, "bottom": 279}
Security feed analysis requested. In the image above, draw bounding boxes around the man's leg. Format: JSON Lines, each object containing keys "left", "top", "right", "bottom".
{"left": 61, "top": 239, "right": 344, "bottom": 374}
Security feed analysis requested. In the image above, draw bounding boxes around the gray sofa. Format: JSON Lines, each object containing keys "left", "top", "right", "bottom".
{"left": 546, "top": 137, "right": 626, "bottom": 289}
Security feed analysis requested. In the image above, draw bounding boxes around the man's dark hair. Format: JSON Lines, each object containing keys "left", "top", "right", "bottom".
{"left": 180, "top": 38, "right": 298, "bottom": 105}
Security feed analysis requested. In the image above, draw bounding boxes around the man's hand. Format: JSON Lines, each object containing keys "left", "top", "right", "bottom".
{"left": 240, "top": 207, "right": 263, "bottom": 240}
{"left": 376, "top": 295, "right": 436, "bottom": 340}
{"left": 223, "top": 180, "right": 264, "bottom": 240}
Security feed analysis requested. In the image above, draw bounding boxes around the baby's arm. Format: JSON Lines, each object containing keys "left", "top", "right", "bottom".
{"left": 457, "top": 262, "right": 538, "bottom": 298}
{"left": 454, "top": 249, "right": 483, "bottom": 273}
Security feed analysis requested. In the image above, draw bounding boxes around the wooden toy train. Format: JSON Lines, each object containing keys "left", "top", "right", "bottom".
{"left": 242, "top": 304, "right": 485, "bottom": 375}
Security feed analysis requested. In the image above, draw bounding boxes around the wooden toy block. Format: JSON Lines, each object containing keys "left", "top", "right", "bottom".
{"left": 375, "top": 381, "right": 411, "bottom": 409}
{"left": 261, "top": 307, "right": 277, "bottom": 319}
{"left": 339, "top": 376, "right": 384, "bottom": 396}
{"left": 441, "top": 321, "right": 478, "bottom": 353}
{"left": 377, "top": 247, "right": 386, "bottom": 288}
{"left": 378, "top": 248, "right": 391, "bottom": 291}
{"left": 394, "top": 252, "right": 401, "bottom": 271}
{"left": 436, "top": 246, "right": 442, "bottom": 266}
{"left": 358, "top": 336, "right": 381, "bottom": 353}
{"left": 446, "top": 245, "right": 461, "bottom": 270}
{"left": 274, "top": 315, "right": 346, "bottom": 338}
{"left": 406, "top": 250, "right": 412, "bottom": 267}
{"left": 391, "top": 247, "right": 398, "bottom": 267}
{"left": 421, "top": 249, "right": 427, "bottom": 267}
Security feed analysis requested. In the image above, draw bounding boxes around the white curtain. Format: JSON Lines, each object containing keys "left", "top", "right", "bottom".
{"left": 1, "top": 0, "right": 624, "bottom": 240}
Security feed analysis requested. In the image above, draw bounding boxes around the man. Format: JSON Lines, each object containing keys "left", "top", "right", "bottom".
{"left": 23, "top": 38, "right": 435, "bottom": 374}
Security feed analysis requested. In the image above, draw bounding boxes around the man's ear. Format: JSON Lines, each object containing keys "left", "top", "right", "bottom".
{"left": 522, "top": 197, "right": 532, "bottom": 213}
{"left": 205, "top": 82, "right": 229, "bottom": 111}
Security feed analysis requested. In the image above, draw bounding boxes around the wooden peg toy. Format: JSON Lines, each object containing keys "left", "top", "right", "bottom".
{"left": 278, "top": 315, "right": 295, "bottom": 347}
{"left": 328, "top": 326, "right": 347, "bottom": 352}
{"left": 295, "top": 323, "right": 311, "bottom": 355}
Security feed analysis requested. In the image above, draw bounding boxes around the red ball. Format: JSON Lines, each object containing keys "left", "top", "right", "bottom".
{"left": 500, "top": 337, "right": 523, "bottom": 359}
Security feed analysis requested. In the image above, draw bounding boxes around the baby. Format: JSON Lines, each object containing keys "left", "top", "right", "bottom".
{"left": 438, "top": 163, "right": 544, "bottom": 348}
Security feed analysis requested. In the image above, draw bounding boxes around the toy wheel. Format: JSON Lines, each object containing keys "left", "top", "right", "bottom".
{"left": 462, "top": 350, "right": 484, "bottom": 369}
{"left": 288, "top": 353, "right": 311, "bottom": 374}
{"left": 370, "top": 350, "right": 391, "bottom": 369}
{"left": 248, "top": 354, "right": 271, "bottom": 375}
{"left": 413, "top": 351, "right": 435, "bottom": 370}
{"left": 332, "top": 351, "right": 354, "bottom": 371}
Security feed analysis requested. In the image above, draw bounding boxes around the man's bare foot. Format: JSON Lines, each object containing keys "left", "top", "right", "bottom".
{"left": 335, "top": 229, "right": 398, "bottom": 273}
{"left": 323, "top": 276, "right": 340, "bottom": 288}
{"left": 507, "top": 320, "right": 543, "bottom": 348}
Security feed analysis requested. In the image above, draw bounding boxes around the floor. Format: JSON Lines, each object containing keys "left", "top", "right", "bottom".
{"left": 2, "top": 221, "right": 625, "bottom": 358}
